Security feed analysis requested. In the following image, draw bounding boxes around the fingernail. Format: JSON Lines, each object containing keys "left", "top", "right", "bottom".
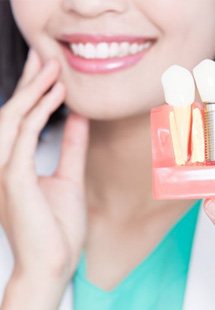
{"left": 204, "top": 199, "right": 215, "bottom": 218}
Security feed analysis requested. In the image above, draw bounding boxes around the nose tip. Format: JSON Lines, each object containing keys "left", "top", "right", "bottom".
{"left": 62, "top": 0, "right": 128, "bottom": 18}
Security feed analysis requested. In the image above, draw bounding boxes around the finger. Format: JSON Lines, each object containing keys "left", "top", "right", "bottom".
{"left": 54, "top": 113, "right": 89, "bottom": 185}
{"left": 0, "top": 60, "right": 60, "bottom": 166}
{"left": 203, "top": 198, "right": 215, "bottom": 224}
{"left": 5, "top": 82, "right": 66, "bottom": 176}
{"left": 4, "top": 59, "right": 60, "bottom": 118}
{"left": 13, "top": 48, "right": 42, "bottom": 94}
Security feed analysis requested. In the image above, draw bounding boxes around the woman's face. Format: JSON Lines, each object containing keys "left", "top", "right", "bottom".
{"left": 10, "top": 0, "right": 215, "bottom": 120}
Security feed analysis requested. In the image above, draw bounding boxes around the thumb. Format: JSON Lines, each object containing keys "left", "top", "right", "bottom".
{"left": 54, "top": 112, "right": 89, "bottom": 185}
{"left": 203, "top": 198, "right": 215, "bottom": 224}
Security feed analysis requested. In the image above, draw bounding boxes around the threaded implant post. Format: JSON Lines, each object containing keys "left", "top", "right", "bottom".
{"left": 204, "top": 103, "right": 215, "bottom": 161}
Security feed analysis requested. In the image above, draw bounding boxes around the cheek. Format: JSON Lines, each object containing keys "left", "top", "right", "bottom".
{"left": 137, "top": 0, "right": 188, "bottom": 34}
{"left": 142, "top": 0, "right": 215, "bottom": 64}
{"left": 10, "top": 0, "right": 54, "bottom": 45}
{"left": 140, "top": 0, "right": 215, "bottom": 39}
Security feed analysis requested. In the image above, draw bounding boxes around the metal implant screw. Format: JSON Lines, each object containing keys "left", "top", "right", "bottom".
{"left": 204, "top": 103, "right": 215, "bottom": 161}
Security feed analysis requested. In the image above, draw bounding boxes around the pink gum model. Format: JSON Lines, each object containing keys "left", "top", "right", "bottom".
{"left": 150, "top": 103, "right": 215, "bottom": 200}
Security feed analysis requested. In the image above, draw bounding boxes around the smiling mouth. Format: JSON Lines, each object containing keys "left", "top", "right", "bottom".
{"left": 58, "top": 34, "right": 156, "bottom": 73}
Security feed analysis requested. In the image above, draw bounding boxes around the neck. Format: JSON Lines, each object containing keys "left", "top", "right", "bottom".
{"left": 85, "top": 112, "right": 194, "bottom": 221}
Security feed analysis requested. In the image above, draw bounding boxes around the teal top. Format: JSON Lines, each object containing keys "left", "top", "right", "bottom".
{"left": 72, "top": 200, "right": 201, "bottom": 310}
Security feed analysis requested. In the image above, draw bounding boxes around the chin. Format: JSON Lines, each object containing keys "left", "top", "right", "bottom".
{"left": 64, "top": 93, "right": 151, "bottom": 121}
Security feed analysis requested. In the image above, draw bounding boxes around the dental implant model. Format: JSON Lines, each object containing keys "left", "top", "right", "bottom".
{"left": 161, "top": 65, "right": 195, "bottom": 165}
{"left": 161, "top": 65, "right": 205, "bottom": 165}
{"left": 193, "top": 59, "right": 215, "bottom": 163}
{"left": 150, "top": 59, "right": 215, "bottom": 199}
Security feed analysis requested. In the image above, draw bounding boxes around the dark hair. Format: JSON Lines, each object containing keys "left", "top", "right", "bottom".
{"left": 0, "top": 1, "right": 67, "bottom": 129}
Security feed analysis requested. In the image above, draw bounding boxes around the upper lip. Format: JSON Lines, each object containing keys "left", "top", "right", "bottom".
{"left": 58, "top": 33, "right": 156, "bottom": 45}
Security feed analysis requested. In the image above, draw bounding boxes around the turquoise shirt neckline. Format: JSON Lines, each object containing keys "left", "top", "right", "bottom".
{"left": 72, "top": 200, "right": 201, "bottom": 309}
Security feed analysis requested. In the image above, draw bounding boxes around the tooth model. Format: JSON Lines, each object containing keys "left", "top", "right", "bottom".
{"left": 161, "top": 65, "right": 195, "bottom": 164}
{"left": 169, "top": 110, "right": 185, "bottom": 165}
{"left": 190, "top": 107, "right": 205, "bottom": 163}
{"left": 193, "top": 59, "right": 215, "bottom": 162}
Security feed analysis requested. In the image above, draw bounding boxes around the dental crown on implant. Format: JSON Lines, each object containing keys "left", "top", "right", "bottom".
{"left": 193, "top": 59, "right": 215, "bottom": 162}
{"left": 150, "top": 59, "right": 215, "bottom": 200}
{"left": 160, "top": 59, "right": 215, "bottom": 165}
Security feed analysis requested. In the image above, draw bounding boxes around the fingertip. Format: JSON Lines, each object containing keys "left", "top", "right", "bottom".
{"left": 48, "top": 82, "right": 66, "bottom": 107}
{"left": 63, "top": 113, "right": 89, "bottom": 146}
{"left": 67, "top": 113, "right": 89, "bottom": 131}
{"left": 27, "top": 48, "right": 41, "bottom": 66}
{"left": 203, "top": 198, "right": 215, "bottom": 208}
{"left": 203, "top": 199, "right": 215, "bottom": 223}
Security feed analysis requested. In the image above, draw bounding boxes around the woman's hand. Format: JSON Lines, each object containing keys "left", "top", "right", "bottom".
{"left": 0, "top": 49, "right": 89, "bottom": 308}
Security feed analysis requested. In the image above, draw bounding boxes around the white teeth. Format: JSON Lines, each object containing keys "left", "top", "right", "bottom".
{"left": 96, "top": 43, "right": 109, "bottom": 59}
{"left": 129, "top": 43, "right": 139, "bottom": 55}
{"left": 138, "top": 44, "right": 144, "bottom": 52}
{"left": 71, "top": 44, "right": 79, "bottom": 55}
{"left": 143, "top": 41, "right": 151, "bottom": 50}
{"left": 119, "top": 42, "right": 130, "bottom": 57}
{"left": 109, "top": 42, "right": 120, "bottom": 57}
{"left": 78, "top": 43, "right": 85, "bottom": 57}
{"left": 69, "top": 41, "right": 152, "bottom": 59}
{"left": 84, "top": 43, "right": 96, "bottom": 59}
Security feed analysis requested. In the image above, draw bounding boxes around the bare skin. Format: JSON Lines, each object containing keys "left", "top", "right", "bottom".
{"left": 0, "top": 50, "right": 89, "bottom": 309}
{"left": 84, "top": 113, "right": 196, "bottom": 290}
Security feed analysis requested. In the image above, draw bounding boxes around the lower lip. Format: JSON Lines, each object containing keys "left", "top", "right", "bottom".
{"left": 61, "top": 43, "right": 152, "bottom": 74}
